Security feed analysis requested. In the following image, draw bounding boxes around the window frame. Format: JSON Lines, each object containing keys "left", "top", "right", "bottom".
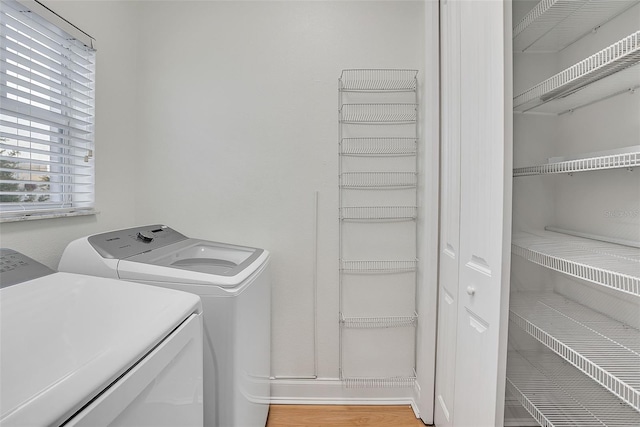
{"left": 0, "top": 0, "right": 96, "bottom": 222}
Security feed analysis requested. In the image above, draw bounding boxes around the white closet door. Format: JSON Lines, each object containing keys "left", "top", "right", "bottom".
{"left": 434, "top": 0, "right": 461, "bottom": 425}
{"left": 436, "top": 0, "right": 513, "bottom": 426}
{"left": 454, "top": 1, "right": 512, "bottom": 426}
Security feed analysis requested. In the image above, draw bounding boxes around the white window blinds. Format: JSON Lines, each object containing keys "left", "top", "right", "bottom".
{"left": 0, "top": 0, "right": 96, "bottom": 221}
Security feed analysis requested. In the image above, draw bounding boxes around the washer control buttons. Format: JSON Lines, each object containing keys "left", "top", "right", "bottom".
{"left": 0, "top": 253, "right": 27, "bottom": 273}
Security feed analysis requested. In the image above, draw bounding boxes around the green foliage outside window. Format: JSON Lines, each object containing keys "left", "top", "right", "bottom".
{"left": 0, "top": 144, "right": 51, "bottom": 204}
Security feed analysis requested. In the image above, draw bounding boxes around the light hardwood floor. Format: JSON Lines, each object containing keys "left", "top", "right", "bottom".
{"left": 266, "top": 405, "right": 427, "bottom": 427}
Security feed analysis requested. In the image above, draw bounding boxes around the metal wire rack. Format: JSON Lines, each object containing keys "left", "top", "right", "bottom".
{"left": 514, "top": 150, "right": 640, "bottom": 176}
{"left": 339, "top": 69, "right": 418, "bottom": 92}
{"left": 340, "top": 259, "right": 418, "bottom": 274}
{"left": 513, "top": 0, "right": 640, "bottom": 53}
{"left": 511, "top": 230, "right": 640, "bottom": 296}
{"left": 338, "top": 69, "right": 418, "bottom": 389}
{"left": 514, "top": 31, "right": 640, "bottom": 113}
{"left": 339, "top": 137, "right": 417, "bottom": 156}
{"left": 506, "top": 350, "right": 640, "bottom": 426}
{"left": 339, "top": 103, "right": 417, "bottom": 124}
{"left": 339, "top": 206, "right": 417, "bottom": 221}
{"left": 339, "top": 172, "right": 417, "bottom": 189}
{"left": 342, "top": 375, "right": 416, "bottom": 389}
{"left": 510, "top": 292, "right": 640, "bottom": 411}
{"left": 340, "top": 313, "right": 418, "bottom": 329}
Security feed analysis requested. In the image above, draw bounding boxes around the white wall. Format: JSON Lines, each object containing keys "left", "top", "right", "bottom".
{"left": 133, "top": 0, "right": 426, "bottom": 386}
{"left": 0, "top": 1, "right": 140, "bottom": 268}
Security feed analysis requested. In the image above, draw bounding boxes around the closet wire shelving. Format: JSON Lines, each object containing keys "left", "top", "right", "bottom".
{"left": 338, "top": 69, "right": 418, "bottom": 388}
{"left": 510, "top": 292, "right": 640, "bottom": 411}
{"left": 513, "top": 0, "right": 640, "bottom": 53}
{"left": 514, "top": 31, "right": 640, "bottom": 114}
{"left": 506, "top": 350, "right": 640, "bottom": 427}
{"left": 513, "top": 149, "right": 640, "bottom": 176}
{"left": 509, "top": 2, "right": 640, "bottom": 425}
{"left": 512, "top": 230, "right": 640, "bottom": 296}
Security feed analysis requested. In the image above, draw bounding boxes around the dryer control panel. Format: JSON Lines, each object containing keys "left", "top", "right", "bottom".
{"left": 87, "top": 225, "right": 189, "bottom": 259}
{"left": 0, "top": 248, "right": 55, "bottom": 288}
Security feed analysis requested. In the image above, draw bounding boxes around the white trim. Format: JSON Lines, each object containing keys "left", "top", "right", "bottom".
{"left": 269, "top": 378, "right": 417, "bottom": 406}
{"left": 410, "top": 400, "right": 420, "bottom": 418}
{"left": 0, "top": 209, "right": 97, "bottom": 223}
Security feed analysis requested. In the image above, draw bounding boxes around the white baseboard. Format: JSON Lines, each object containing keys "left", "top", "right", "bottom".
{"left": 410, "top": 400, "right": 420, "bottom": 418}
{"left": 270, "top": 378, "right": 417, "bottom": 406}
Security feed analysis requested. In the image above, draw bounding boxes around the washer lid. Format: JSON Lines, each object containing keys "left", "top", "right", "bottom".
{"left": 119, "top": 239, "right": 269, "bottom": 288}
{"left": 0, "top": 272, "right": 201, "bottom": 427}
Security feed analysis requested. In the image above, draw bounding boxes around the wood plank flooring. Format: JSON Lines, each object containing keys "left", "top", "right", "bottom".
{"left": 266, "top": 405, "right": 427, "bottom": 427}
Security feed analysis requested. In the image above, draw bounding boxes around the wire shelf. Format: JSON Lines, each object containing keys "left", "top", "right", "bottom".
{"left": 339, "top": 206, "right": 417, "bottom": 221}
{"left": 514, "top": 150, "right": 640, "bottom": 176}
{"left": 513, "top": 0, "right": 640, "bottom": 53}
{"left": 340, "top": 172, "right": 417, "bottom": 189}
{"left": 512, "top": 230, "right": 640, "bottom": 296}
{"left": 342, "top": 375, "right": 416, "bottom": 389}
{"left": 340, "top": 138, "right": 417, "bottom": 156}
{"left": 510, "top": 292, "right": 640, "bottom": 411}
{"left": 340, "top": 259, "right": 418, "bottom": 274}
{"left": 340, "top": 313, "right": 418, "bottom": 329}
{"left": 507, "top": 350, "right": 640, "bottom": 426}
{"left": 514, "top": 32, "right": 640, "bottom": 113}
{"left": 339, "top": 69, "right": 418, "bottom": 92}
{"left": 339, "top": 103, "right": 417, "bottom": 124}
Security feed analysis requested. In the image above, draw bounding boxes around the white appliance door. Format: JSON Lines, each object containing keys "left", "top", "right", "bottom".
{"left": 66, "top": 313, "right": 203, "bottom": 427}
{"left": 0, "top": 273, "right": 201, "bottom": 427}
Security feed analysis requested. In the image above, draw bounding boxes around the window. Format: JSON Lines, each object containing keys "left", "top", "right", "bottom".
{"left": 0, "top": 0, "right": 96, "bottom": 221}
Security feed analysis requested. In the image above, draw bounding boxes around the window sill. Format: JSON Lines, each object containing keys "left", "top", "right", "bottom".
{"left": 0, "top": 209, "right": 98, "bottom": 223}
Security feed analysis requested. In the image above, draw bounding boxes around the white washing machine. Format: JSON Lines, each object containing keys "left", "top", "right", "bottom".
{"left": 58, "top": 225, "right": 271, "bottom": 427}
{"left": 0, "top": 248, "right": 203, "bottom": 427}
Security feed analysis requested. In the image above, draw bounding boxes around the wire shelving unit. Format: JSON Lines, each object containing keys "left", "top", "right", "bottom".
{"left": 509, "top": 2, "right": 640, "bottom": 426}
{"left": 340, "top": 313, "right": 418, "bottom": 329}
{"left": 514, "top": 148, "right": 640, "bottom": 176}
{"left": 338, "top": 69, "right": 418, "bottom": 388}
{"left": 339, "top": 103, "right": 418, "bottom": 124}
{"left": 339, "top": 206, "right": 417, "bottom": 221}
{"left": 340, "top": 259, "right": 418, "bottom": 274}
{"left": 339, "top": 69, "right": 418, "bottom": 92}
{"left": 506, "top": 350, "right": 640, "bottom": 426}
{"left": 339, "top": 172, "right": 417, "bottom": 189}
{"left": 340, "top": 313, "right": 418, "bottom": 388}
{"left": 510, "top": 292, "right": 640, "bottom": 410}
{"left": 340, "top": 137, "right": 417, "bottom": 157}
{"left": 342, "top": 375, "right": 417, "bottom": 389}
{"left": 513, "top": 0, "right": 640, "bottom": 53}
{"left": 511, "top": 230, "right": 640, "bottom": 296}
{"left": 514, "top": 31, "right": 640, "bottom": 114}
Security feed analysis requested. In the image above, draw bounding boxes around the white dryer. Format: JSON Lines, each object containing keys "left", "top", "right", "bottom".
{"left": 58, "top": 225, "right": 271, "bottom": 427}
{"left": 0, "top": 248, "right": 203, "bottom": 427}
